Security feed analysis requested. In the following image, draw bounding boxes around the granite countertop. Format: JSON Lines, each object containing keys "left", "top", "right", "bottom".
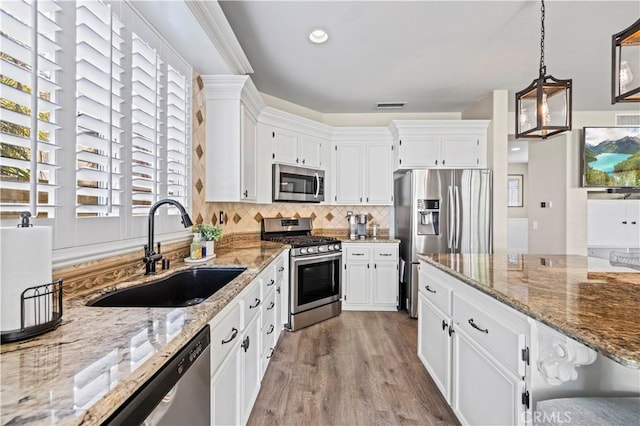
{"left": 341, "top": 238, "right": 400, "bottom": 243}
{"left": 417, "top": 253, "right": 640, "bottom": 369}
{"left": 0, "top": 241, "right": 287, "bottom": 425}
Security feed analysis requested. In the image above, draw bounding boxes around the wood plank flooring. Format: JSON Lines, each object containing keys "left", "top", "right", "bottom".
{"left": 248, "top": 311, "right": 459, "bottom": 426}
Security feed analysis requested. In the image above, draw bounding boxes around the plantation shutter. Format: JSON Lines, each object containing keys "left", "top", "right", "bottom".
{"left": 0, "top": 0, "right": 61, "bottom": 219}
{"left": 75, "top": 0, "right": 124, "bottom": 217}
{"left": 131, "top": 33, "right": 162, "bottom": 216}
{"left": 165, "top": 65, "right": 188, "bottom": 214}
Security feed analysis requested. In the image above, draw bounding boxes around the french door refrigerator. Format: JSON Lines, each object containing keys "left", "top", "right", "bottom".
{"left": 394, "top": 169, "right": 492, "bottom": 318}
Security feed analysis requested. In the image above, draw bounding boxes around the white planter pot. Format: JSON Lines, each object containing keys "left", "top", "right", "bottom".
{"left": 205, "top": 241, "right": 215, "bottom": 257}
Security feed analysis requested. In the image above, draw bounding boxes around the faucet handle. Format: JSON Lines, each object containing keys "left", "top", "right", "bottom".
{"left": 157, "top": 242, "right": 161, "bottom": 254}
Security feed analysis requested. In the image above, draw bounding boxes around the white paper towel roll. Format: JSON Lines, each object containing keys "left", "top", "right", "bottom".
{"left": 0, "top": 226, "right": 52, "bottom": 332}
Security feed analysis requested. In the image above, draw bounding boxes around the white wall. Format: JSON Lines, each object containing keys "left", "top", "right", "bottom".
{"left": 462, "top": 90, "right": 509, "bottom": 254}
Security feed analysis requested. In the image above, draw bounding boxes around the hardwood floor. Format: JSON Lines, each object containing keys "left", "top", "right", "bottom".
{"left": 248, "top": 311, "right": 459, "bottom": 426}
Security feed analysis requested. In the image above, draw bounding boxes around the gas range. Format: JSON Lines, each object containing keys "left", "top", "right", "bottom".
{"left": 261, "top": 218, "right": 342, "bottom": 257}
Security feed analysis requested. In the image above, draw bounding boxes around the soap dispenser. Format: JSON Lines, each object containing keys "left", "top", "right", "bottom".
{"left": 190, "top": 233, "right": 203, "bottom": 260}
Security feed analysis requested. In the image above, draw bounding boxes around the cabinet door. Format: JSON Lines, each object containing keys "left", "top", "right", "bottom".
{"left": 399, "top": 135, "right": 440, "bottom": 168}
{"left": 365, "top": 143, "right": 393, "bottom": 204}
{"left": 334, "top": 144, "right": 363, "bottom": 204}
{"left": 241, "top": 314, "right": 261, "bottom": 424}
{"left": 417, "top": 293, "right": 451, "bottom": 402}
{"left": 587, "top": 200, "right": 628, "bottom": 247}
{"left": 211, "top": 341, "right": 241, "bottom": 426}
{"left": 273, "top": 128, "right": 299, "bottom": 165}
{"left": 300, "top": 135, "right": 322, "bottom": 168}
{"left": 372, "top": 262, "right": 398, "bottom": 306}
{"left": 241, "top": 107, "right": 257, "bottom": 201}
{"left": 440, "top": 135, "right": 479, "bottom": 168}
{"left": 344, "top": 262, "right": 370, "bottom": 304}
{"left": 452, "top": 328, "right": 526, "bottom": 426}
{"left": 625, "top": 201, "right": 640, "bottom": 248}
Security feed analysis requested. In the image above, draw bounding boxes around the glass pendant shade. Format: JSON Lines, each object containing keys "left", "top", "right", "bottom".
{"left": 612, "top": 18, "right": 640, "bottom": 103}
{"left": 516, "top": 72, "right": 572, "bottom": 139}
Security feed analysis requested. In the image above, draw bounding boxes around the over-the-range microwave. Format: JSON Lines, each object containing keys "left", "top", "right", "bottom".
{"left": 273, "top": 164, "right": 325, "bottom": 203}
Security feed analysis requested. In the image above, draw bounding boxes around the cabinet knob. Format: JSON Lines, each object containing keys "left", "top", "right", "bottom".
{"left": 435, "top": 160, "right": 438, "bottom": 165}
{"left": 302, "top": 158, "right": 306, "bottom": 164}
{"left": 296, "top": 158, "right": 299, "bottom": 163}
{"left": 442, "top": 320, "right": 448, "bottom": 331}
{"left": 442, "top": 159, "right": 446, "bottom": 165}
{"left": 623, "top": 221, "right": 628, "bottom": 224}
{"left": 632, "top": 221, "right": 637, "bottom": 225}
{"left": 360, "top": 197, "right": 363, "bottom": 202}
{"left": 243, "top": 190, "right": 248, "bottom": 198}
{"left": 241, "top": 335, "right": 250, "bottom": 352}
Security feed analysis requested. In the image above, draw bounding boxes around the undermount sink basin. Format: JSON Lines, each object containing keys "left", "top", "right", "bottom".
{"left": 88, "top": 267, "right": 246, "bottom": 308}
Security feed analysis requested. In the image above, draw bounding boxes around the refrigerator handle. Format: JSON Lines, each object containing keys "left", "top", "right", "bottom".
{"left": 447, "top": 185, "right": 454, "bottom": 250}
{"left": 454, "top": 186, "right": 461, "bottom": 250}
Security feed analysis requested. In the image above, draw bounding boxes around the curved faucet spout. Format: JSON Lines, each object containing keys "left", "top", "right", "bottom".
{"left": 145, "top": 199, "right": 193, "bottom": 275}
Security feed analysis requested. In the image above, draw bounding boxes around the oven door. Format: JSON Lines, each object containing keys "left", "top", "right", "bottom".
{"left": 291, "top": 252, "right": 341, "bottom": 314}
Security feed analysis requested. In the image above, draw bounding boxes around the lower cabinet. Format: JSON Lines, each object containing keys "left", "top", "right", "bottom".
{"left": 418, "top": 261, "right": 529, "bottom": 426}
{"left": 209, "top": 251, "right": 288, "bottom": 425}
{"left": 342, "top": 242, "right": 399, "bottom": 311}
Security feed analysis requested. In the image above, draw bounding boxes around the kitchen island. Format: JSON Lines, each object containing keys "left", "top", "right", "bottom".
{"left": 0, "top": 241, "right": 287, "bottom": 425}
{"left": 418, "top": 253, "right": 640, "bottom": 368}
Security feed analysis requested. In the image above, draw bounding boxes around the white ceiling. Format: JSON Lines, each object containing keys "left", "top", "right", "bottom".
{"left": 217, "top": 0, "right": 640, "bottom": 114}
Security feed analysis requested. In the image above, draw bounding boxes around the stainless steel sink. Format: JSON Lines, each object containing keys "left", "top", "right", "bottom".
{"left": 88, "top": 267, "right": 246, "bottom": 308}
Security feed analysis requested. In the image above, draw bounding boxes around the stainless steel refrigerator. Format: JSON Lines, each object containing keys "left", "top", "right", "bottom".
{"left": 394, "top": 169, "right": 492, "bottom": 318}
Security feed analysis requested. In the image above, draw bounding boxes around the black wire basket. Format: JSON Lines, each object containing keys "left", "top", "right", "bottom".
{"left": 1, "top": 279, "right": 63, "bottom": 344}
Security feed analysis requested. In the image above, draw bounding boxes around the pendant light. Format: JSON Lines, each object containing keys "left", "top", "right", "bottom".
{"left": 515, "top": 0, "right": 572, "bottom": 139}
{"left": 612, "top": 18, "right": 640, "bottom": 103}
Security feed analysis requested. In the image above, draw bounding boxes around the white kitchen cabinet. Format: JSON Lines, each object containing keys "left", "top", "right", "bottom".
{"left": 210, "top": 338, "right": 241, "bottom": 426}
{"left": 453, "top": 327, "right": 526, "bottom": 426}
{"left": 269, "top": 127, "right": 323, "bottom": 168}
{"left": 418, "top": 292, "right": 452, "bottom": 401}
{"left": 274, "top": 253, "right": 288, "bottom": 335}
{"left": 587, "top": 199, "right": 640, "bottom": 248}
{"left": 342, "top": 243, "right": 399, "bottom": 310}
{"left": 203, "top": 75, "right": 264, "bottom": 202}
{"left": 332, "top": 142, "right": 394, "bottom": 205}
{"left": 241, "top": 313, "right": 261, "bottom": 425}
{"left": 417, "top": 261, "right": 530, "bottom": 426}
{"left": 390, "top": 120, "right": 489, "bottom": 170}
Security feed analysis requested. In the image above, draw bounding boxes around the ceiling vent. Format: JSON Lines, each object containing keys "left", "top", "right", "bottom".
{"left": 616, "top": 113, "right": 640, "bottom": 126}
{"left": 376, "top": 102, "right": 407, "bottom": 110}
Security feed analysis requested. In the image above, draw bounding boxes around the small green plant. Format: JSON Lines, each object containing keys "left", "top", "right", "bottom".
{"left": 194, "top": 224, "right": 223, "bottom": 241}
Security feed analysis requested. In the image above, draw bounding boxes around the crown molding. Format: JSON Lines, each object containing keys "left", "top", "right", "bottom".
{"left": 389, "top": 119, "right": 490, "bottom": 137}
{"left": 332, "top": 127, "right": 393, "bottom": 144}
{"left": 259, "top": 106, "right": 333, "bottom": 139}
{"left": 185, "top": 1, "right": 253, "bottom": 75}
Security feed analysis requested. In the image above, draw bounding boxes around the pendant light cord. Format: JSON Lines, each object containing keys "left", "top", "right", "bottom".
{"left": 539, "top": 0, "right": 546, "bottom": 75}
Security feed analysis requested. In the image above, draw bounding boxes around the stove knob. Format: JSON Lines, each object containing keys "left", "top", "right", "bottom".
{"left": 318, "top": 246, "right": 327, "bottom": 252}
{"left": 300, "top": 248, "right": 308, "bottom": 254}
{"left": 309, "top": 247, "right": 316, "bottom": 253}
{"left": 332, "top": 244, "right": 340, "bottom": 251}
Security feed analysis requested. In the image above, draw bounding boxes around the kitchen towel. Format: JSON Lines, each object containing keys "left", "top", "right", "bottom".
{"left": 0, "top": 226, "right": 53, "bottom": 332}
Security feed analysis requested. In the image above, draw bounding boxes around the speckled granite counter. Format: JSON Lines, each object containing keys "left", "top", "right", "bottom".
{"left": 341, "top": 238, "right": 400, "bottom": 243}
{"left": 0, "top": 242, "right": 287, "bottom": 425}
{"left": 418, "top": 253, "right": 640, "bottom": 369}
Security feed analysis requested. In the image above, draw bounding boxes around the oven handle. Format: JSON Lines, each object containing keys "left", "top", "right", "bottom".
{"left": 291, "top": 252, "right": 342, "bottom": 264}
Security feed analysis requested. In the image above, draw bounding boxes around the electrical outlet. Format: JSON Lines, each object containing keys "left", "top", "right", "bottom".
{"left": 540, "top": 201, "right": 553, "bottom": 208}
{"left": 532, "top": 221, "right": 538, "bottom": 230}
{"left": 219, "top": 210, "right": 224, "bottom": 225}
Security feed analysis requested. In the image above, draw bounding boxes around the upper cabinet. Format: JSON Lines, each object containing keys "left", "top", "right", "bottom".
{"left": 269, "top": 128, "right": 323, "bottom": 169}
{"left": 332, "top": 128, "right": 394, "bottom": 205}
{"left": 389, "top": 120, "right": 490, "bottom": 170}
{"left": 202, "top": 75, "right": 265, "bottom": 202}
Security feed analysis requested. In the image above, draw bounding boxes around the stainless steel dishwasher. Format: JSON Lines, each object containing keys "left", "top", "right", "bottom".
{"left": 104, "top": 325, "right": 211, "bottom": 425}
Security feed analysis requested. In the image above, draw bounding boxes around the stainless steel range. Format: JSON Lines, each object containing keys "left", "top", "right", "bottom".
{"left": 261, "top": 217, "right": 342, "bottom": 331}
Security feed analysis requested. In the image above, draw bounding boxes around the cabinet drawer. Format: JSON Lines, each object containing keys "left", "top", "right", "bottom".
{"left": 419, "top": 269, "right": 452, "bottom": 315}
{"left": 275, "top": 256, "right": 286, "bottom": 283}
{"left": 210, "top": 302, "right": 241, "bottom": 375}
{"left": 261, "top": 311, "right": 276, "bottom": 355}
{"left": 261, "top": 268, "right": 277, "bottom": 298}
{"left": 453, "top": 292, "right": 526, "bottom": 377}
{"left": 242, "top": 281, "right": 262, "bottom": 328}
{"left": 345, "top": 246, "right": 371, "bottom": 260}
{"left": 373, "top": 245, "right": 398, "bottom": 261}
{"left": 261, "top": 289, "right": 276, "bottom": 330}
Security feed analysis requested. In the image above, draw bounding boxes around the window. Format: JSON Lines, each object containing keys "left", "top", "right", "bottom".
{"left": 0, "top": 1, "right": 192, "bottom": 262}
{"left": 507, "top": 174, "right": 523, "bottom": 207}
{"left": 1, "top": 0, "right": 61, "bottom": 220}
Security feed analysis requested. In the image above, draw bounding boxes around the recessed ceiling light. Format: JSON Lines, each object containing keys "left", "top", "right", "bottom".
{"left": 511, "top": 147, "right": 522, "bottom": 152}
{"left": 308, "top": 29, "right": 329, "bottom": 44}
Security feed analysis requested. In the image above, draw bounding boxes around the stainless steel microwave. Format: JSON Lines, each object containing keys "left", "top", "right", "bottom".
{"left": 273, "top": 164, "right": 325, "bottom": 203}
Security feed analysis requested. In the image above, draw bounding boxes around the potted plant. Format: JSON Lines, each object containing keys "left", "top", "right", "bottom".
{"left": 194, "top": 224, "right": 222, "bottom": 257}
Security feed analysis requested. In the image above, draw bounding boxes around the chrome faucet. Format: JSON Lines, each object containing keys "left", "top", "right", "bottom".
{"left": 144, "top": 199, "right": 193, "bottom": 275}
